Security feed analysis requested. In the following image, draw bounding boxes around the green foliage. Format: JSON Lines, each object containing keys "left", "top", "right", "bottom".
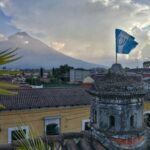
{"left": 0, "top": 70, "right": 21, "bottom": 75}
{"left": 16, "top": 137, "right": 51, "bottom": 150}
{"left": 0, "top": 81, "right": 18, "bottom": 88}
{"left": 0, "top": 104, "right": 6, "bottom": 110}
{"left": 0, "top": 48, "right": 21, "bottom": 65}
{"left": 0, "top": 82, "right": 18, "bottom": 97}
{"left": 0, "top": 89, "right": 17, "bottom": 95}
{"left": 52, "top": 64, "right": 73, "bottom": 83}
{"left": 0, "top": 48, "right": 20, "bottom": 96}
{"left": 12, "top": 126, "right": 59, "bottom": 150}
{"left": 26, "top": 78, "right": 42, "bottom": 85}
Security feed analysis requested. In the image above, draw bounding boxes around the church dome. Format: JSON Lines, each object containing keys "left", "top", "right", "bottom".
{"left": 90, "top": 64, "right": 145, "bottom": 98}
{"left": 87, "top": 63, "right": 147, "bottom": 150}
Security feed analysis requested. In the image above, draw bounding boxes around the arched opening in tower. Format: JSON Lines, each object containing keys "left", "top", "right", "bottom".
{"left": 144, "top": 113, "right": 150, "bottom": 128}
{"left": 130, "top": 115, "right": 134, "bottom": 128}
{"left": 93, "top": 110, "right": 97, "bottom": 123}
{"left": 109, "top": 116, "right": 115, "bottom": 128}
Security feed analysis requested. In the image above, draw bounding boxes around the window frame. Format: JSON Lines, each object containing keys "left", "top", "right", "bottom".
{"left": 44, "top": 116, "right": 61, "bottom": 135}
{"left": 82, "top": 119, "right": 90, "bottom": 131}
{"left": 8, "top": 126, "right": 29, "bottom": 144}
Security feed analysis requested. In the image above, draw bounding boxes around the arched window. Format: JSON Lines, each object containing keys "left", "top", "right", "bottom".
{"left": 144, "top": 113, "right": 150, "bottom": 127}
{"left": 130, "top": 115, "right": 134, "bottom": 127}
{"left": 93, "top": 110, "right": 97, "bottom": 123}
{"left": 109, "top": 116, "right": 115, "bottom": 127}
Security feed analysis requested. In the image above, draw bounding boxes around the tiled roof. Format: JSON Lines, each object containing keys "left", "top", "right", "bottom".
{"left": 0, "top": 87, "right": 91, "bottom": 111}
{"left": 91, "top": 71, "right": 145, "bottom": 96}
{"left": 129, "top": 68, "right": 150, "bottom": 73}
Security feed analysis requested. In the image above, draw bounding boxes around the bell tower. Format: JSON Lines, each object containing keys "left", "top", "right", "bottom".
{"left": 88, "top": 64, "right": 147, "bottom": 150}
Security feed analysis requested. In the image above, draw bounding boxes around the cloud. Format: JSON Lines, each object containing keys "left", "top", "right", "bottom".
{"left": 0, "top": 0, "right": 150, "bottom": 67}
{"left": 127, "top": 26, "right": 150, "bottom": 66}
{"left": 134, "top": 0, "right": 150, "bottom": 5}
{"left": 0, "top": 33, "right": 8, "bottom": 41}
{"left": 24, "top": 40, "right": 29, "bottom": 44}
{"left": 51, "top": 42, "right": 65, "bottom": 50}
{"left": 0, "top": 2, "right": 5, "bottom": 8}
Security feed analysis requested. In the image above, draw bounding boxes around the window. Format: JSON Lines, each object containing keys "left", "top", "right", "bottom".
{"left": 11, "top": 129, "right": 26, "bottom": 141}
{"left": 109, "top": 116, "right": 115, "bottom": 127}
{"left": 144, "top": 113, "right": 150, "bottom": 127}
{"left": 130, "top": 115, "right": 134, "bottom": 127}
{"left": 45, "top": 116, "right": 60, "bottom": 135}
{"left": 93, "top": 110, "right": 97, "bottom": 123}
{"left": 8, "top": 126, "right": 29, "bottom": 143}
{"left": 82, "top": 119, "right": 90, "bottom": 131}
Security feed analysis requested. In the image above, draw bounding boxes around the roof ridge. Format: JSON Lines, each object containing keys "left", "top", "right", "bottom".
{"left": 16, "top": 87, "right": 84, "bottom": 91}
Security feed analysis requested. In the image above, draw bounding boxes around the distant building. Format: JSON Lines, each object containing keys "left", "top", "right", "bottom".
{"left": 12, "top": 77, "right": 26, "bottom": 84}
{"left": 83, "top": 76, "right": 94, "bottom": 84}
{"left": 32, "top": 72, "right": 39, "bottom": 78}
{"left": 143, "top": 73, "right": 150, "bottom": 80}
{"left": 70, "top": 69, "right": 90, "bottom": 83}
{"left": 143, "top": 61, "right": 150, "bottom": 68}
{"left": 81, "top": 76, "right": 95, "bottom": 88}
{"left": 90, "top": 67, "right": 107, "bottom": 75}
{"left": 23, "top": 72, "right": 32, "bottom": 78}
{"left": 30, "top": 84, "right": 43, "bottom": 88}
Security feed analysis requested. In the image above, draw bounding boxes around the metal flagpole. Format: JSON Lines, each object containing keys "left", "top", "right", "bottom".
{"left": 115, "top": 31, "right": 118, "bottom": 64}
{"left": 116, "top": 52, "right": 117, "bottom": 64}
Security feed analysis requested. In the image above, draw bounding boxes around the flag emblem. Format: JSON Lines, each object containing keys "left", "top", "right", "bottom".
{"left": 116, "top": 29, "right": 138, "bottom": 54}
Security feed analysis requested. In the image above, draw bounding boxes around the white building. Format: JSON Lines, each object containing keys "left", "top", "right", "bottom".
{"left": 70, "top": 69, "right": 90, "bottom": 83}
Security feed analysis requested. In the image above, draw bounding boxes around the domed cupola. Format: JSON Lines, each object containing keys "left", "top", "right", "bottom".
{"left": 87, "top": 63, "right": 147, "bottom": 150}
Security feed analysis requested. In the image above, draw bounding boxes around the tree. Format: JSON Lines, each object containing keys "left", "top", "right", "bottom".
{"left": 52, "top": 64, "right": 73, "bottom": 82}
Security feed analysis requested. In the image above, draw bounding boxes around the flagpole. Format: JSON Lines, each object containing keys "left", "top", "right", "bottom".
{"left": 115, "top": 29, "right": 117, "bottom": 64}
{"left": 116, "top": 52, "right": 117, "bottom": 64}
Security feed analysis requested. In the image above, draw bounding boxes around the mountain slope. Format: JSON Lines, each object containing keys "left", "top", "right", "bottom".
{"left": 0, "top": 32, "right": 102, "bottom": 69}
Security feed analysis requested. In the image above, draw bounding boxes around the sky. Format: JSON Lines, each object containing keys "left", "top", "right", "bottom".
{"left": 0, "top": 0, "right": 150, "bottom": 68}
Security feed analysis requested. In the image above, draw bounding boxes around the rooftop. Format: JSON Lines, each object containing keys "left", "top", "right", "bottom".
{"left": 0, "top": 87, "right": 91, "bottom": 111}
{"left": 90, "top": 64, "right": 145, "bottom": 98}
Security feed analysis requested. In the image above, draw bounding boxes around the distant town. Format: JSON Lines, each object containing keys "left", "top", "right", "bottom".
{"left": 0, "top": 64, "right": 106, "bottom": 87}
{"left": 0, "top": 61, "right": 150, "bottom": 90}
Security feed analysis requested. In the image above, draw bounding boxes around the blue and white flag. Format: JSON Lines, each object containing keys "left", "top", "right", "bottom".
{"left": 115, "top": 29, "right": 138, "bottom": 54}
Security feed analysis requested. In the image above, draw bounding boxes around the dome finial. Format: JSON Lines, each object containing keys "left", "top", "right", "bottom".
{"left": 109, "top": 63, "right": 124, "bottom": 74}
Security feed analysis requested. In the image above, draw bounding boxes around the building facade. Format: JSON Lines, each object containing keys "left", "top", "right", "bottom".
{"left": 70, "top": 69, "right": 90, "bottom": 83}
{"left": 0, "top": 88, "right": 91, "bottom": 144}
{"left": 143, "top": 61, "right": 150, "bottom": 68}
